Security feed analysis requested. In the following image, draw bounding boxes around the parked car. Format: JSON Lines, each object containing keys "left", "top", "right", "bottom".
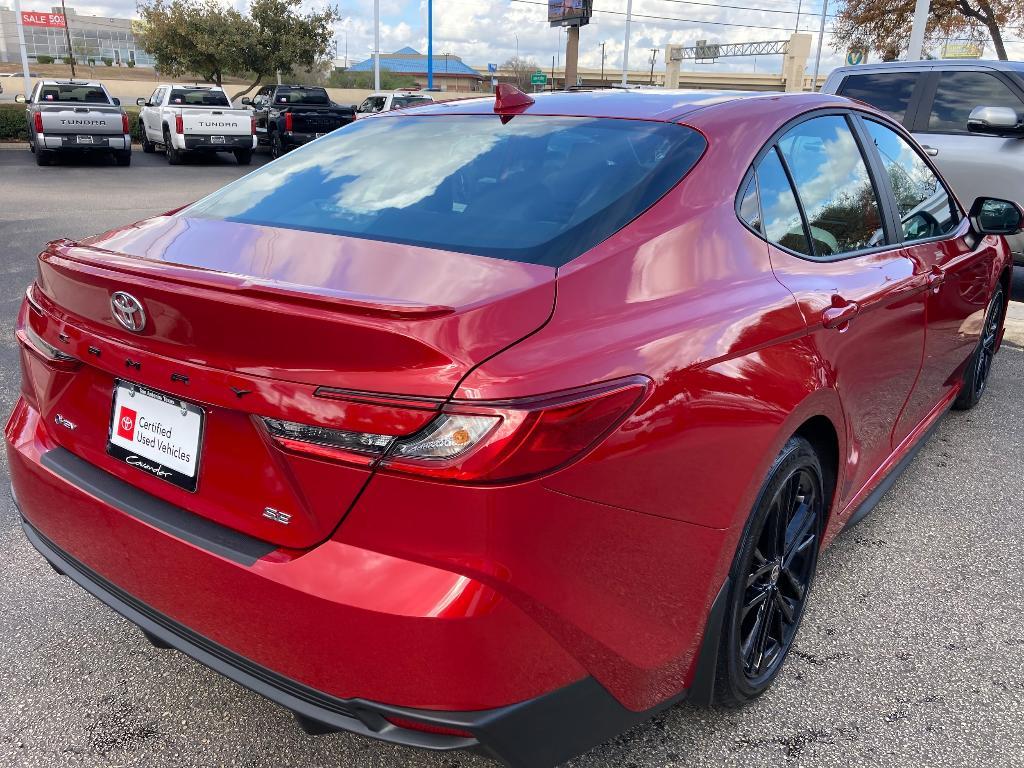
{"left": 16, "top": 80, "right": 131, "bottom": 166}
{"left": 136, "top": 84, "right": 255, "bottom": 165}
{"left": 241, "top": 84, "right": 355, "bottom": 159}
{"left": 822, "top": 59, "right": 1024, "bottom": 264}
{"left": 353, "top": 90, "right": 434, "bottom": 118}
{"left": 7, "top": 88, "right": 1019, "bottom": 768}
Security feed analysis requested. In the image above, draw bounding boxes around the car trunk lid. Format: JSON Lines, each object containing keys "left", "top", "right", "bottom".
{"left": 179, "top": 108, "right": 251, "bottom": 136}
{"left": 38, "top": 104, "right": 123, "bottom": 136}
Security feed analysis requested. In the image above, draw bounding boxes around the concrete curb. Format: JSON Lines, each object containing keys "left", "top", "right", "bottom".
{"left": 1005, "top": 300, "right": 1024, "bottom": 348}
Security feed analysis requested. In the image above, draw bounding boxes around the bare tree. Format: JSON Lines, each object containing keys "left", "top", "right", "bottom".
{"left": 501, "top": 56, "right": 541, "bottom": 90}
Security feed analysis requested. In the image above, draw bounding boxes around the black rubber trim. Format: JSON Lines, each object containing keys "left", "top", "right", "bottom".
{"left": 40, "top": 448, "right": 275, "bottom": 566}
{"left": 843, "top": 410, "right": 945, "bottom": 530}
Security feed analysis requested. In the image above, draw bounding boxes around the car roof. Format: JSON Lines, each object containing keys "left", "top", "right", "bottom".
{"left": 401, "top": 89, "right": 860, "bottom": 123}
{"left": 163, "top": 84, "right": 224, "bottom": 90}
{"left": 40, "top": 79, "right": 106, "bottom": 87}
{"left": 828, "top": 58, "right": 1024, "bottom": 79}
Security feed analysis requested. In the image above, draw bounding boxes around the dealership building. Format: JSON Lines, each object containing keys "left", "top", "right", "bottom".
{"left": 347, "top": 47, "right": 485, "bottom": 91}
{"left": 0, "top": 5, "right": 153, "bottom": 67}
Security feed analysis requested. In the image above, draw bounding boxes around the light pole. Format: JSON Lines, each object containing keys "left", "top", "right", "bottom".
{"left": 514, "top": 32, "right": 519, "bottom": 62}
{"left": 373, "top": 0, "right": 380, "bottom": 90}
{"left": 907, "top": 0, "right": 931, "bottom": 60}
{"left": 11, "top": 0, "right": 32, "bottom": 98}
{"left": 60, "top": 0, "right": 75, "bottom": 79}
{"left": 427, "top": 0, "right": 433, "bottom": 90}
{"left": 621, "top": 0, "right": 633, "bottom": 86}
{"left": 811, "top": 0, "right": 827, "bottom": 91}
{"left": 600, "top": 41, "right": 606, "bottom": 84}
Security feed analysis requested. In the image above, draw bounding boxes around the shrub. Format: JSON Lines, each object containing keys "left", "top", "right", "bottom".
{"left": 0, "top": 104, "right": 29, "bottom": 142}
{"left": 36, "top": 55, "right": 54, "bottom": 64}
{"left": 126, "top": 60, "right": 136, "bottom": 68}
{"left": 102, "top": 57, "right": 113, "bottom": 66}
{"left": 62, "top": 55, "right": 75, "bottom": 65}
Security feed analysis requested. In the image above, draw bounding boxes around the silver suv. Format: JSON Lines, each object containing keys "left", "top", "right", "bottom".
{"left": 822, "top": 59, "right": 1024, "bottom": 264}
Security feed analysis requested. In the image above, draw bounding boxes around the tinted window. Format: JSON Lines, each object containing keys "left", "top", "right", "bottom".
{"left": 837, "top": 72, "right": 920, "bottom": 124}
{"left": 756, "top": 148, "right": 810, "bottom": 255}
{"left": 38, "top": 84, "right": 110, "bottom": 104}
{"left": 864, "top": 120, "right": 959, "bottom": 242}
{"left": 778, "top": 116, "right": 886, "bottom": 256}
{"left": 738, "top": 175, "right": 762, "bottom": 234}
{"left": 168, "top": 88, "right": 231, "bottom": 107}
{"left": 393, "top": 96, "right": 432, "bottom": 109}
{"left": 186, "top": 115, "right": 707, "bottom": 267}
{"left": 928, "top": 71, "right": 1024, "bottom": 133}
{"left": 276, "top": 87, "right": 330, "bottom": 105}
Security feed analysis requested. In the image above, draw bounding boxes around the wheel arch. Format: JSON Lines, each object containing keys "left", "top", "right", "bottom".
{"left": 792, "top": 414, "right": 840, "bottom": 535}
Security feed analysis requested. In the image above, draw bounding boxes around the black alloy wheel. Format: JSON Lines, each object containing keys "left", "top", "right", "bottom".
{"left": 270, "top": 132, "right": 284, "bottom": 160}
{"left": 715, "top": 436, "right": 824, "bottom": 706}
{"left": 954, "top": 284, "right": 1004, "bottom": 411}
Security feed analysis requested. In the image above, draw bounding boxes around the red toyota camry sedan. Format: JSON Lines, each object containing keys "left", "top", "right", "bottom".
{"left": 7, "top": 87, "right": 1021, "bottom": 766}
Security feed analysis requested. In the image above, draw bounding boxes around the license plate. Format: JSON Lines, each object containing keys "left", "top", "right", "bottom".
{"left": 76, "top": 135, "right": 93, "bottom": 144}
{"left": 107, "top": 381, "right": 205, "bottom": 492}
{"left": 211, "top": 135, "right": 225, "bottom": 144}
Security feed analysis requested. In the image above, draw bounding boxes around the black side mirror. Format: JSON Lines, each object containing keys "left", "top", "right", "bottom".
{"left": 241, "top": 97, "right": 252, "bottom": 106}
{"left": 968, "top": 106, "right": 1024, "bottom": 137}
{"left": 112, "top": 97, "right": 121, "bottom": 106}
{"left": 970, "top": 197, "right": 1024, "bottom": 236}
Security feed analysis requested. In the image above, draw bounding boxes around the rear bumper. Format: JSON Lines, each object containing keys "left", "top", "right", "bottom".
{"left": 40, "top": 132, "right": 130, "bottom": 151}
{"left": 282, "top": 130, "right": 333, "bottom": 148}
{"left": 183, "top": 135, "right": 255, "bottom": 151}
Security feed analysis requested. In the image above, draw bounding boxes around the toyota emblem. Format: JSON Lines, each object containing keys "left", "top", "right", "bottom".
{"left": 110, "top": 292, "right": 146, "bottom": 333}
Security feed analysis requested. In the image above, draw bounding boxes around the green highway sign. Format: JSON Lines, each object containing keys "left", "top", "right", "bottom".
{"left": 530, "top": 71, "right": 547, "bottom": 85}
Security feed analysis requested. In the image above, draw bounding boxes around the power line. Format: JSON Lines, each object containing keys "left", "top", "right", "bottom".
{"left": 652, "top": 0, "right": 838, "bottom": 19}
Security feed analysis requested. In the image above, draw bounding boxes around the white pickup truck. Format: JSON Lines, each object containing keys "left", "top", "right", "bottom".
{"left": 137, "top": 84, "right": 255, "bottom": 165}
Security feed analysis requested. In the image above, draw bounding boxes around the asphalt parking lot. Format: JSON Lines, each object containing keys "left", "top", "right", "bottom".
{"left": 2, "top": 143, "right": 1024, "bottom": 768}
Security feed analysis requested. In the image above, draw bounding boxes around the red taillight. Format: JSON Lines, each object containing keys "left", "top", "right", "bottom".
{"left": 262, "top": 377, "right": 649, "bottom": 484}
{"left": 121, "top": 113, "right": 129, "bottom": 134}
{"left": 175, "top": 114, "right": 183, "bottom": 134}
{"left": 284, "top": 112, "right": 293, "bottom": 132}
{"left": 383, "top": 715, "right": 474, "bottom": 739}
{"left": 33, "top": 112, "right": 43, "bottom": 133}
{"left": 250, "top": 116, "right": 256, "bottom": 135}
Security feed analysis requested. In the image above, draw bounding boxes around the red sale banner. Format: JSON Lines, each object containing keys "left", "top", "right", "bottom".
{"left": 21, "top": 11, "right": 66, "bottom": 27}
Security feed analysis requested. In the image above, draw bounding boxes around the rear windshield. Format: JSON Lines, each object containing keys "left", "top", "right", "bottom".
{"left": 38, "top": 84, "right": 110, "bottom": 104}
{"left": 392, "top": 96, "right": 432, "bottom": 109}
{"left": 276, "top": 87, "right": 330, "bottom": 105}
{"left": 169, "top": 88, "right": 231, "bottom": 107}
{"left": 186, "top": 115, "right": 707, "bottom": 266}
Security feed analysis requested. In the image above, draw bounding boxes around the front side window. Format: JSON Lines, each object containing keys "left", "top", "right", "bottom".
{"left": 837, "top": 72, "right": 921, "bottom": 124}
{"left": 777, "top": 115, "right": 886, "bottom": 256}
{"left": 756, "top": 148, "right": 810, "bottom": 255}
{"left": 864, "top": 120, "right": 959, "bottom": 242}
{"left": 186, "top": 115, "right": 707, "bottom": 267}
{"left": 928, "top": 71, "right": 1024, "bottom": 133}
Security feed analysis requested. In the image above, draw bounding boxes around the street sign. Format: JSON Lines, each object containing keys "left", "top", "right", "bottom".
{"left": 531, "top": 71, "right": 547, "bottom": 85}
{"left": 21, "top": 11, "right": 65, "bottom": 27}
{"left": 845, "top": 49, "right": 866, "bottom": 65}
{"left": 487, "top": 63, "right": 497, "bottom": 73}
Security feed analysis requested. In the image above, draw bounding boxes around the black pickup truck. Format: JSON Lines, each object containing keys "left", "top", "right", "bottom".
{"left": 242, "top": 85, "right": 355, "bottom": 158}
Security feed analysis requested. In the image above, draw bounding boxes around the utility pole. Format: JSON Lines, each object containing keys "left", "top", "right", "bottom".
{"left": 907, "top": 0, "right": 930, "bottom": 60}
{"left": 648, "top": 47, "right": 657, "bottom": 85}
{"left": 373, "top": 0, "right": 380, "bottom": 90}
{"left": 794, "top": 0, "right": 802, "bottom": 32}
{"left": 600, "top": 41, "right": 606, "bottom": 83}
{"left": 11, "top": 0, "right": 32, "bottom": 98}
{"left": 59, "top": 0, "right": 75, "bottom": 79}
{"left": 621, "top": 0, "right": 633, "bottom": 86}
{"left": 427, "top": 0, "right": 433, "bottom": 89}
{"left": 811, "top": 0, "right": 827, "bottom": 91}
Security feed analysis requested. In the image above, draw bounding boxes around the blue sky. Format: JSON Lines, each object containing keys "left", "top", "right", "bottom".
{"left": 25, "top": 0, "right": 1024, "bottom": 75}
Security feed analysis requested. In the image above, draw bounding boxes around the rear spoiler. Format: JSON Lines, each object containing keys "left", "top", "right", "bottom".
{"left": 40, "top": 239, "right": 456, "bottom": 320}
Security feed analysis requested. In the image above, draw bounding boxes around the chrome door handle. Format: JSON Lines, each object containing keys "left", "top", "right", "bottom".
{"left": 922, "top": 145, "right": 939, "bottom": 157}
{"left": 822, "top": 300, "right": 860, "bottom": 329}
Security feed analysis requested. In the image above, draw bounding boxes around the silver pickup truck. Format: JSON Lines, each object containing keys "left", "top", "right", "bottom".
{"left": 17, "top": 80, "right": 131, "bottom": 167}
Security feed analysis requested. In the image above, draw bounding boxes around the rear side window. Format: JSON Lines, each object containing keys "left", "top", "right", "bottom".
{"left": 928, "top": 71, "right": 1024, "bottom": 133}
{"left": 185, "top": 115, "right": 707, "bottom": 267}
{"left": 864, "top": 120, "right": 959, "bottom": 242}
{"left": 738, "top": 175, "right": 762, "bottom": 234}
{"left": 169, "top": 88, "right": 231, "bottom": 107}
{"left": 837, "top": 72, "right": 920, "bottom": 124}
{"left": 777, "top": 116, "right": 886, "bottom": 256}
{"left": 276, "top": 87, "right": 330, "bottom": 105}
{"left": 38, "top": 84, "right": 110, "bottom": 104}
{"left": 393, "top": 96, "right": 431, "bottom": 109}
{"left": 755, "top": 148, "right": 810, "bottom": 255}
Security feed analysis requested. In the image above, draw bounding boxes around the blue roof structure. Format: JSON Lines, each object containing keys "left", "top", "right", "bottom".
{"left": 348, "top": 49, "right": 483, "bottom": 78}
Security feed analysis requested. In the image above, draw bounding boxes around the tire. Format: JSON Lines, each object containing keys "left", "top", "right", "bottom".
{"left": 141, "top": 130, "right": 155, "bottom": 153}
{"left": 270, "top": 132, "right": 285, "bottom": 160}
{"left": 29, "top": 139, "right": 35, "bottom": 154}
{"left": 953, "top": 284, "right": 1004, "bottom": 411}
{"left": 35, "top": 148, "right": 52, "bottom": 166}
{"left": 714, "top": 436, "right": 824, "bottom": 707}
{"left": 234, "top": 148, "right": 253, "bottom": 165}
{"left": 164, "top": 127, "right": 181, "bottom": 165}
{"left": 114, "top": 150, "right": 131, "bottom": 167}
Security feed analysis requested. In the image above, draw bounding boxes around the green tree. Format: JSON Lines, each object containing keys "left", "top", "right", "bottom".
{"left": 834, "top": 0, "right": 1023, "bottom": 61}
{"left": 328, "top": 69, "right": 418, "bottom": 90}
